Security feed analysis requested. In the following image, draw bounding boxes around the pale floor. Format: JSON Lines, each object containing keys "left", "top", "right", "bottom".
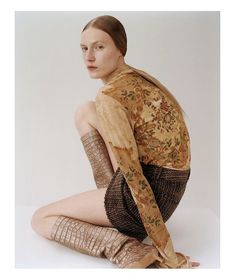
{"left": 15, "top": 205, "right": 220, "bottom": 269}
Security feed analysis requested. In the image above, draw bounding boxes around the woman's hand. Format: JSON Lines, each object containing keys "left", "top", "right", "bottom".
{"left": 186, "top": 256, "right": 200, "bottom": 268}
{"left": 155, "top": 254, "right": 200, "bottom": 268}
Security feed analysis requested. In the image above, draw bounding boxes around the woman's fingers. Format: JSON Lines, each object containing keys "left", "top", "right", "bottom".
{"left": 186, "top": 256, "right": 200, "bottom": 268}
{"left": 191, "top": 261, "right": 200, "bottom": 267}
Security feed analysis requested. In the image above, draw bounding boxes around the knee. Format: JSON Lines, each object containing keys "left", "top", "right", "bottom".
{"left": 74, "top": 101, "right": 96, "bottom": 129}
{"left": 31, "top": 207, "right": 51, "bottom": 239}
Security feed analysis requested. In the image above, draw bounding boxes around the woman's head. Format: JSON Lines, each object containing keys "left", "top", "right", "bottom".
{"left": 82, "top": 15, "right": 127, "bottom": 57}
{"left": 80, "top": 15, "right": 127, "bottom": 83}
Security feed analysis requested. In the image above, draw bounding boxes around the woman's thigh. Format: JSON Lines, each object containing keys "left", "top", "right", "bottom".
{"left": 31, "top": 188, "right": 113, "bottom": 239}
{"left": 75, "top": 101, "right": 119, "bottom": 172}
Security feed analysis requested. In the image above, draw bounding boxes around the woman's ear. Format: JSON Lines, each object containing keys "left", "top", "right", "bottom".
{"left": 116, "top": 47, "right": 123, "bottom": 57}
{"left": 118, "top": 51, "right": 124, "bottom": 58}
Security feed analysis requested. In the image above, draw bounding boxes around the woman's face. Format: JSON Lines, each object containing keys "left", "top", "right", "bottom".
{"left": 80, "top": 27, "right": 124, "bottom": 83}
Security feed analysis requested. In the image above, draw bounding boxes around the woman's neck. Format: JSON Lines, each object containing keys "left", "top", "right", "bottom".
{"left": 101, "top": 59, "right": 127, "bottom": 85}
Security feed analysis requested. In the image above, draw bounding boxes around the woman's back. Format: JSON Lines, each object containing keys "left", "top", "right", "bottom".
{"left": 96, "top": 64, "right": 191, "bottom": 170}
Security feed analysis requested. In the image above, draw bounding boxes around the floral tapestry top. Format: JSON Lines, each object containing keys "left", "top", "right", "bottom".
{"left": 95, "top": 63, "right": 192, "bottom": 268}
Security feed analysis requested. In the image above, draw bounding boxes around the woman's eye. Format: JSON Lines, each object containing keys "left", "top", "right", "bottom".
{"left": 96, "top": 45, "right": 104, "bottom": 50}
{"left": 81, "top": 47, "right": 87, "bottom": 52}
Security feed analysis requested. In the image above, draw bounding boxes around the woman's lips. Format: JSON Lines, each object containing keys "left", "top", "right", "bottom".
{"left": 87, "top": 66, "right": 98, "bottom": 71}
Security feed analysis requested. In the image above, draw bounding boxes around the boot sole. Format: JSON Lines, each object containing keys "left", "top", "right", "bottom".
{"left": 124, "top": 251, "right": 158, "bottom": 269}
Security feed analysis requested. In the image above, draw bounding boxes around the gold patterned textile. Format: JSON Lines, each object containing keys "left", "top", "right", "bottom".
{"left": 95, "top": 64, "right": 192, "bottom": 268}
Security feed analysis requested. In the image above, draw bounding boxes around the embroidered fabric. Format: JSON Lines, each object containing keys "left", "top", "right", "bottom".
{"left": 104, "top": 162, "right": 189, "bottom": 241}
{"left": 95, "top": 64, "right": 192, "bottom": 268}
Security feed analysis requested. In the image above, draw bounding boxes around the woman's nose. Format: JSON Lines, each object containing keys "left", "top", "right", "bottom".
{"left": 85, "top": 49, "right": 95, "bottom": 61}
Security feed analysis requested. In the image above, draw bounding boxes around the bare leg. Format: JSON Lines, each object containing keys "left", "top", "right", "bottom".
{"left": 31, "top": 188, "right": 113, "bottom": 240}
{"left": 74, "top": 101, "right": 119, "bottom": 172}
{"left": 31, "top": 102, "right": 118, "bottom": 240}
{"left": 31, "top": 190, "right": 163, "bottom": 268}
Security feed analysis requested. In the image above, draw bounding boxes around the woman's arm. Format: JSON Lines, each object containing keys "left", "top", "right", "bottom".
{"left": 95, "top": 92, "right": 190, "bottom": 268}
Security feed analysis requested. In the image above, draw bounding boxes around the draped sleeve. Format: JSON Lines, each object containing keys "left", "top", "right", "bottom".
{"left": 95, "top": 91, "right": 191, "bottom": 268}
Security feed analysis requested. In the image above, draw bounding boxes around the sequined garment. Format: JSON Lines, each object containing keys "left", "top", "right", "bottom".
{"left": 95, "top": 64, "right": 191, "bottom": 268}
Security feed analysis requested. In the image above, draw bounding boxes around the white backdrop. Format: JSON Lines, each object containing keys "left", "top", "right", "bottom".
{"left": 15, "top": 11, "right": 220, "bottom": 217}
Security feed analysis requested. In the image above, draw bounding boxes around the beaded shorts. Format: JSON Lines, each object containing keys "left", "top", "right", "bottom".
{"left": 104, "top": 162, "right": 190, "bottom": 241}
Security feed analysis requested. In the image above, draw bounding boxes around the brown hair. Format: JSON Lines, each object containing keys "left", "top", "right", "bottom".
{"left": 82, "top": 15, "right": 127, "bottom": 56}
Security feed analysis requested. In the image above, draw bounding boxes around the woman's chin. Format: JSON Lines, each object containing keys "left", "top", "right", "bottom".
{"left": 88, "top": 72, "right": 101, "bottom": 79}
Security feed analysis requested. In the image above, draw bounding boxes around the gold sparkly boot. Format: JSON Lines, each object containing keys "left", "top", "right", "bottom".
{"left": 51, "top": 216, "right": 162, "bottom": 268}
{"left": 80, "top": 129, "right": 114, "bottom": 189}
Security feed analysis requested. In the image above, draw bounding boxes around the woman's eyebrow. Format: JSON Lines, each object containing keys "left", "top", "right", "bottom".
{"left": 80, "top": 41, "right": 105, "bottom": 46}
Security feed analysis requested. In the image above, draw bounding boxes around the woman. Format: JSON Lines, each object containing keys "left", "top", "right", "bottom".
{"left": 31, "top": 15, "right": 199, "bottom": 268}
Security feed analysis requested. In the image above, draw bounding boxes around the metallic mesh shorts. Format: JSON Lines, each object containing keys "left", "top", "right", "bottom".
{"left": 104, "top": 162, "right": 190, "bottom": 241}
